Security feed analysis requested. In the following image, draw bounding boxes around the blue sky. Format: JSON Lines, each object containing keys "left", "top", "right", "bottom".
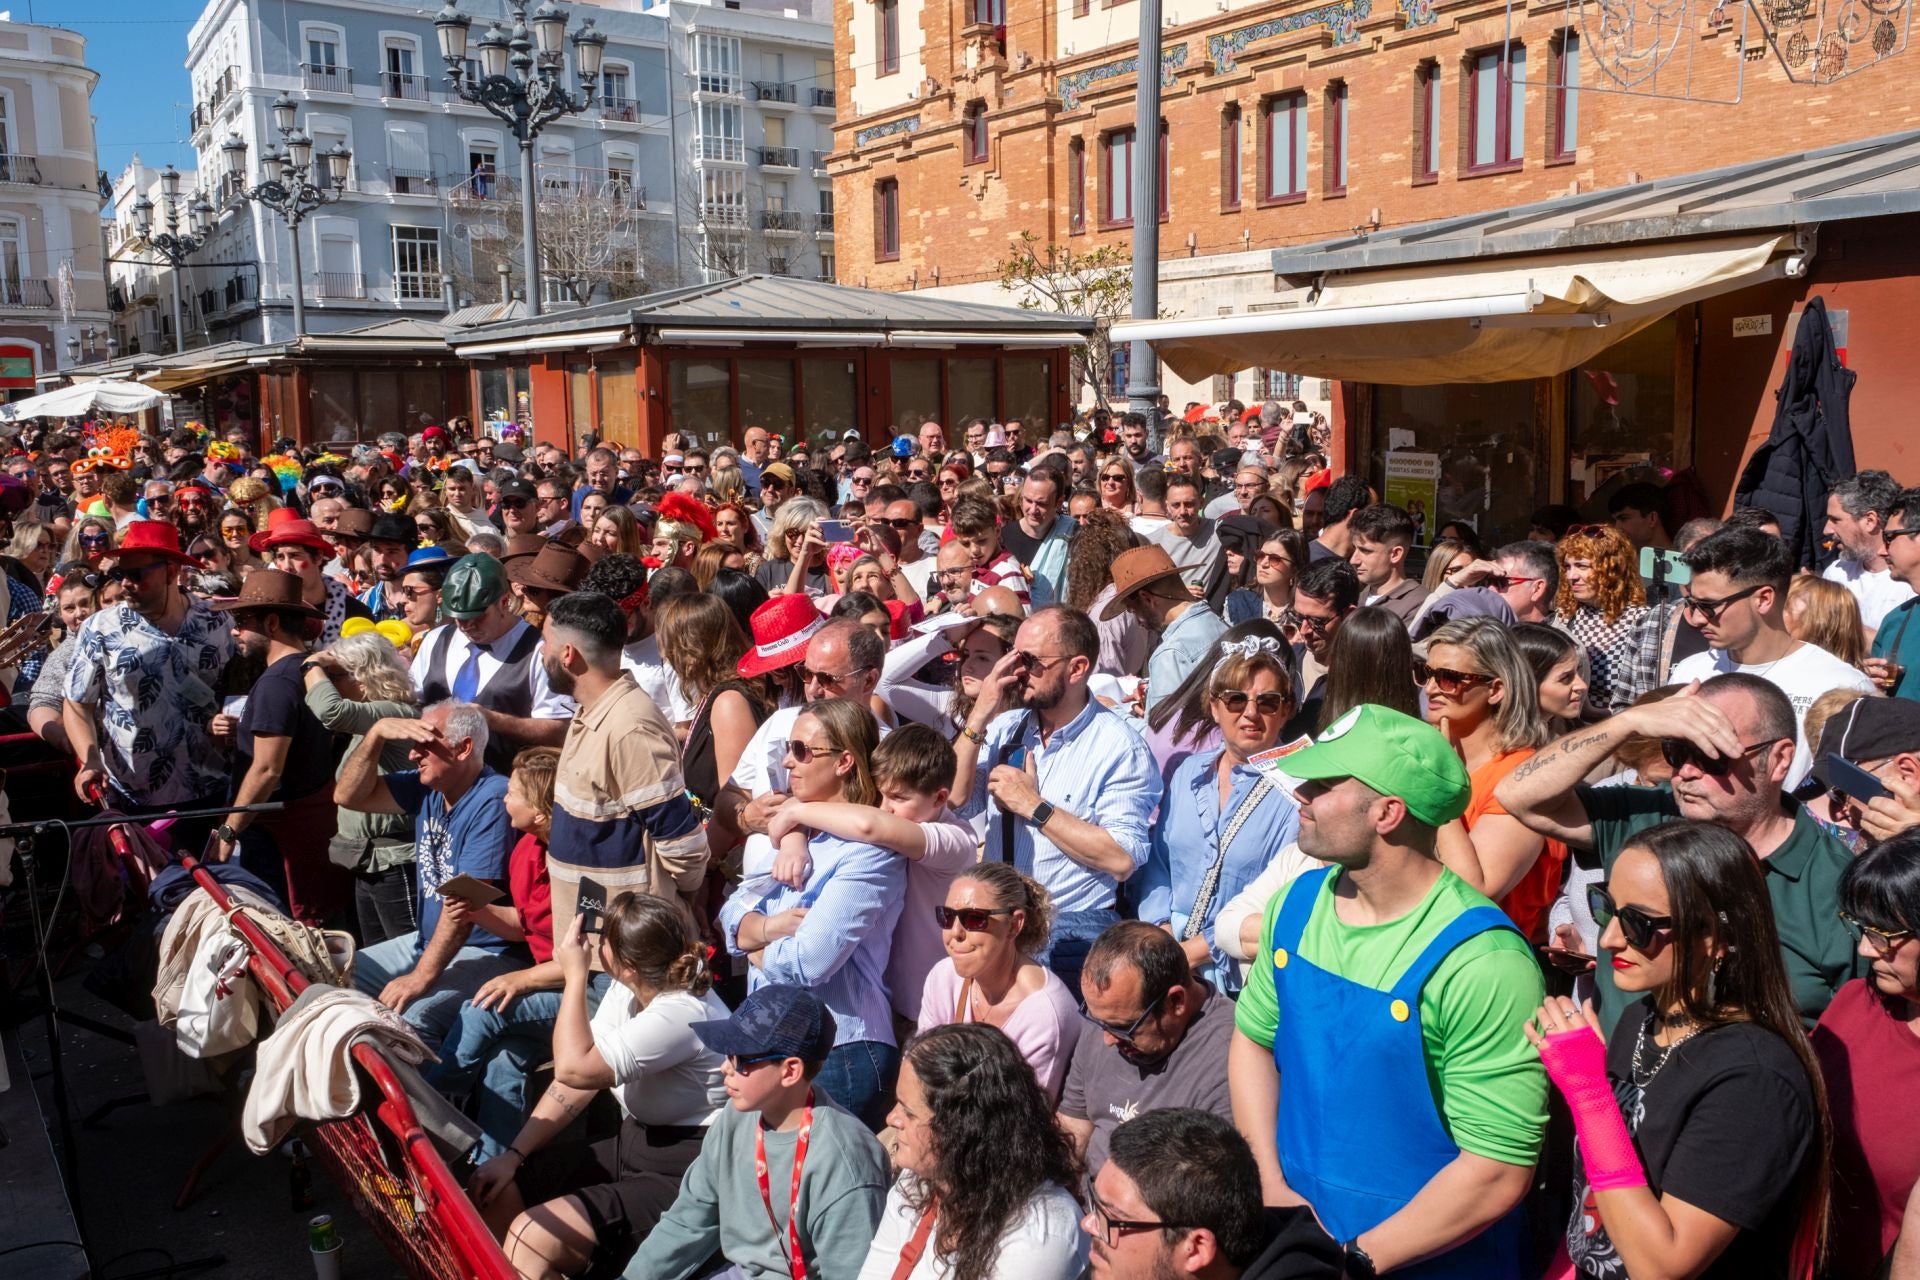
{"left": 49, "top": 1, "right": 206, "bottom": 181}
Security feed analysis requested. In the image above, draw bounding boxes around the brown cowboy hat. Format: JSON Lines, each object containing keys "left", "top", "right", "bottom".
{"left": 1099, "top": 545, "right": 1191, "bottom": 621}
{"left": 208, "top": 568, "right": 323, "bottom": 619}
{"left": 501, "top": 534, "right": 549, "bottom": 564}
{"left": 508, "top": 542, "right": 589, "bottom": 594}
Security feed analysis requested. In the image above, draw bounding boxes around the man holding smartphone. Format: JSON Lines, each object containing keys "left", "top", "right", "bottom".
{"left": 1815, "top": 696, "right": 1920, "bottom": 845}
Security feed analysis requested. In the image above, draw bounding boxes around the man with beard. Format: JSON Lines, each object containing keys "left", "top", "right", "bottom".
{"left": 360, "top": 514, "right": 419, "bottom": 620}
{"left": 1152, "top": 475, "right": 1222, "bottom": 596}
{"left": 1119, "top": 413, "right": 1158, "bottom": 466}
{"left": 1498, "top": 672, "right": 1864, "bottom": 1032}
{"left": 409, "top": 554, "right": 572, "bottom": 772}
{"left": 173, "top": 482, "right": 215, "bottom": 540}
{"left": 207, "top": 570, "right": 346, "bottom": 923}
{"left": 540, "top": 590, "right": 706, "bottom": 944}
{"left": 1105, "top": 545, "right": 1226, "bottom": 718}
{"left": 1230, "top": 705, "right": 1544, "bottom": 1280}
{"left": 954, "top": 605, "right": 1160, "bottom": 990}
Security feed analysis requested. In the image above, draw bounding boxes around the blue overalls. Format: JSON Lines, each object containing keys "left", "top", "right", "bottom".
{"left": 1270, "top": 868, "right": 1529, "bottom": 1280}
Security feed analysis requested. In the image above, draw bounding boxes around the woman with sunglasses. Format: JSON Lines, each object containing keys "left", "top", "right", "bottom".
{"left": 1224, "top": 528, "right": 1307, "bottom": 626}
{"left": 1140, "top": 634, "right": 1299, "bottom": 991}
{"left": 1095, "top": 462, "right": 1137, "bottom": 515}
{"left": 755, "top": 496, "right": 831, "bottom": 597}
{"left": 63, "top": 515, "right": 116, "bottom": 568}
{"left": 26, "top": 564, "right": 109, "bottom": 755}
{"left": 916, "top": 863, "right": 1080, "bottom": 1100}
{"left": 1526, "top": 819, "right": 1828, "bottom": 1280}
{"left": 1421, "top": 618, "right": 1565, "bottom": 942}
{"left": 862, "top": 1023, "right": 1086, "bottom": 1280}
{"left": 215, "top": 508, "right": 265, "bottom": 576}
{"left": 1554, "top": 525, "right": 1651, "bottom": 716}
{"left": 374, "top": 475, "right": 411, "bottom": 513}
{"left": 412, "top": 506, "right": 454, "bottom": 549}
{"left": 1812, "top": 829, "right": 1920, "bottom": 1279}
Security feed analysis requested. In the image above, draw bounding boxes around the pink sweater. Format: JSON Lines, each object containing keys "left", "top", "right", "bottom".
{"left": 917, "top": 959, "right": 1083, "bottom": 1101}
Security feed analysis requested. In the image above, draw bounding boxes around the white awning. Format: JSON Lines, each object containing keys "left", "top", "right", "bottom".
{"left": 0, "top": 378, "right": 169, "bottom": 419}
{"left": 886, "top": 329, "right": 1089, "bottom": 348}
{"left": 455, "top": 328, "right": 630, "bottom": 357}
{"left": 1114, "top": 233, "right": 1808, "bottom": 386}
{"left": 650, "top": 328, "right": 888, "bottom": 347}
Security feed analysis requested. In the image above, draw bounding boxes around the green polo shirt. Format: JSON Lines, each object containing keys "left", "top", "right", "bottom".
{"left": 1869, "top": 597, "right": 1920, "bottom": 700}
{"left": 1577, "top": 784, "right": 1866, "bottom": 1033}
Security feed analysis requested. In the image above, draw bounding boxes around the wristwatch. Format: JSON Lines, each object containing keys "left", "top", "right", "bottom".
{"left": 1342, "top": 1239, "right": 1378, "bottom": 1280}
{"left": 1028, "top": 800, "right": 1056, "bottom": 829}
{"left": 300, "top": 660, "right": 323, "bottom": 675}
{"left": 215, "top": 824, "right": 240, "bottom": 844}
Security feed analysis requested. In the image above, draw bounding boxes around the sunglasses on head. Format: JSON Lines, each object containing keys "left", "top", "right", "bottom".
{"left": 1214, "top": 689, "right": 1288, "bottom": 716}
{"left": 1413, "top": 660, "right": 1492, "bottom": 695}
{"left": 935, "top": 905, "right": 1014, "bottom": 931}
{"left": 1658, "top": 736, "right": 1782, "bottom": 777}
{"left": 1565, "top": 524, "right": 1613, "bottom": 539}
{"left": 1587, "top": 884, "right": 1673, "bottom": 951}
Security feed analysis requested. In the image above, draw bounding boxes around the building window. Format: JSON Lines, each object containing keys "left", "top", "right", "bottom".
{"left": 1221, "top": 106, "right": 1242, "bottom": 211}
{"left": 971, "top": 0, "right": 1004, "bottom": 24}
{"left": 695, "top": 34, "right": 742, "bottom": 95}
{"left": 601, "top": 66, "right": 634, "bottom": 115}
{"left": 1260, "top": 369, "right": 1300, "bottom": 399}
{"left": 875, "top": 178, "right": 899, "bottom": 261}
{"left": 1325, "top": 81, "right": 1348, "bottom": 196}
{"left": 877, "top": 0, "right": 900, "bottom": 75}
{"left": 1261, "top": 92, "right": 1307, "bottom": 203}
{"left": 1550, "top": 32, "right": 1579, "bottom": 162}
{"left": 820, "top": 251, "right": 836, "bottom": 281}
{"left": 1414, "top": 61, "right": 1441, "bottom": 183}
{"left": 964, "top": 101, "right": 989, "bottom": 164}
{"left": 390, "top": 226, "right": 440, "bottom": 300}
{"left": 1467, "top": 44, "right": 1526, "bottom": 172}
{"left": 1068, "top": 138, "right": 1085, "bottom": 233}
{"left": 382, "top": 39, "right": 425, "bottom": 100}
{"left": 308, "top": 34, "right": 339, "bottom": 70}
{"left": 1211, "top": 373, "right": 1236, "bottom": 403}
{"left": 1101, "top": 129, "right": 1134, "bottom": 227}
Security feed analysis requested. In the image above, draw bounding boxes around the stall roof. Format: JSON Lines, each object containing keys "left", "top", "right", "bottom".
{"left": 446, "top": 274, "right": 1097, "bottom": 349}
{"left": 1266, "top": 126, "right": 1920, "bottom": 281}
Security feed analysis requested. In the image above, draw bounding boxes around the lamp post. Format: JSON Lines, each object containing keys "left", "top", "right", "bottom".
{"left": 221, "top": 95, "right": 352, "bottom": 338}
{"left": 435, "top": 1, "right": 606, "bottom": 317}
{"left": 133, "top": 164, "right": 215, "bottom": 355}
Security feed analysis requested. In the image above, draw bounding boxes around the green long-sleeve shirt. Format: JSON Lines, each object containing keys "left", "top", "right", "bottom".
{"left": 303, "top": 681, "right": 418, "bottom": 872}
{"left": 622, "top": 1094, "right": 889, "bottom": 1280}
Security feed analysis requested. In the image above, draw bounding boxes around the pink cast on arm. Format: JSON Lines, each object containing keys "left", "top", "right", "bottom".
{"left": 1539, "top": 1028, "right": 1646, "bottom": 1192}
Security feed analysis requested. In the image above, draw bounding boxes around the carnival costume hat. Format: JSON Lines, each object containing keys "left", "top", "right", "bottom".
{"left": 653, "top": 492, "right": 717, "bottom": 546}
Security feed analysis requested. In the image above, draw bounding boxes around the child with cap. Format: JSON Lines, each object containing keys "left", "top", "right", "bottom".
{"left": 622, "top": 984, "right": 889, "bottom": 1280}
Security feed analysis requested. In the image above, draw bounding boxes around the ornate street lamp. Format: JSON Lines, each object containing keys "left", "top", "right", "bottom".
{"left": 222, "top": 100, "right": 352, "bottom": 338}
{"left": 435, "top": 1, "right": 605, "bottom": 316}
{"left": 132, "top": 164, "right": 214, "bottom": 355}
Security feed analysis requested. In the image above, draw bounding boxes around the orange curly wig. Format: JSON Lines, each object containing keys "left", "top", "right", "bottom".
{"left": 1554, "top": 525, "right": 1647, "bottom": 624}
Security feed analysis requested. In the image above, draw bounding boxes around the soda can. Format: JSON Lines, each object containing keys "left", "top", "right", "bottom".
{"left": 308, "top": 1214, "right": 339, "bottom": 1253}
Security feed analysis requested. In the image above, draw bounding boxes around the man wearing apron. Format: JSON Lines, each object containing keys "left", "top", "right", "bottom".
{"left": 1227, "top": 705, "right": 1546, "bottom": 1279}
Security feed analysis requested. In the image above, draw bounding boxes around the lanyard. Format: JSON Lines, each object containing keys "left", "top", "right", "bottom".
{"left": 755, "top": 1090, "right": 814, "bottom": 1280}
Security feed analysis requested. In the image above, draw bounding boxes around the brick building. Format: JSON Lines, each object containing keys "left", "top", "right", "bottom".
{"left": 831, "top": 0, "right": 1920, "bottom": 538}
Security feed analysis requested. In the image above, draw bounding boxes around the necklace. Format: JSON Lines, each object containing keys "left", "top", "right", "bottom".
{"left": 1629, "top": 1011, "right": 1703, "bottom": 1088}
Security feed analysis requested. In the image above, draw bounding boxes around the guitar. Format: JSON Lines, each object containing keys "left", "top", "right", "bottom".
{"left": 0, "top": 610, "right": 51, "bottom": 670}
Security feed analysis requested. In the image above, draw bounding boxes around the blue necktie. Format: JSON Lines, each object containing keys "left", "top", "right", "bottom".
{"left": 452, "top": 641, "right": 484, "bottom": 702}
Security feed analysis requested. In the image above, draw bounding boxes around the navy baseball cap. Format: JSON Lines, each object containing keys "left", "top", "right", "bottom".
{"left": 692, "top": 984, "right": 836, "bottom": 1062}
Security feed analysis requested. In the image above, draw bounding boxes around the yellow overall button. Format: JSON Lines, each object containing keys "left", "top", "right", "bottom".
{"left": 1273, "top": 947, "right": 1289, "bottom": 969}
{"left": 1389, "top": 999, "right": 1411, "bottom": 1022}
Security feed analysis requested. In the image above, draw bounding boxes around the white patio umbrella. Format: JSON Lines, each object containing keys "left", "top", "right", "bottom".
{"left": 0, "top": 379, "right": 170, "bottom": 421}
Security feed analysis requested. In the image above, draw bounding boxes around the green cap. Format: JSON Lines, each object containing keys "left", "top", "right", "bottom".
{"left": 442, "top": 553, "right": 507, "bottom": 620}
{"left": 1283, "top": 704, "right": 1471, "bottom": 827}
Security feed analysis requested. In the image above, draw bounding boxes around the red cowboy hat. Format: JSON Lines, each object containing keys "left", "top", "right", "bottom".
{"left": 737, "top": 594, "right": 824, "bottom": 679}
{"left": 249, "top": 513, "right": 334, "bottom": 557}
{"left": 116, "top": 520, "right": 200, "bottom": 566}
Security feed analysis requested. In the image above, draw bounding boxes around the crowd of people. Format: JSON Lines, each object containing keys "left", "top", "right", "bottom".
{"left": 0, "top": 401, "right": 1915, "bottom": 1280}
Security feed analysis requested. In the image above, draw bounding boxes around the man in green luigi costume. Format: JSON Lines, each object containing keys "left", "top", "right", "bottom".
{"left": 409, "top": 553, "right": 575, "bottom": 772}
{"left": 1227, "top": 704, "right": 1545, "bottom": 1280}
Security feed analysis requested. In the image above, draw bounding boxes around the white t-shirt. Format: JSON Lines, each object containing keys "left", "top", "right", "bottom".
{"left": 588, "top": 986, "right": 730, "bottom": 1126}
{"left": 899, "top": 554, "right": 938, "bottom": 602}
{"left": 621, "top": 634, "right": 693, "bottom": 724}
{"left": 1822, "top": 558, "right": 1915, "bottom": 632}
{"left": 857, "top": 1176, "right": 1087, "bottom": 1280}
{"left": 1668, "top": 641, "right": 1876, "bottom": 788}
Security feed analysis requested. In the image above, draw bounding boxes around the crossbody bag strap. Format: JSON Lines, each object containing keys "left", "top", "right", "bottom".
{"left": 1180, "top": 775, "right": 1277, "bottom": 941}
{"left": 994, "top": 711, "right": 1032, "bottom": 864}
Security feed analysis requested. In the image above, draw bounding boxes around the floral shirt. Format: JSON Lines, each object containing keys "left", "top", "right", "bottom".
{"left": 64, "top": 597, "right": 234, "bottom": 805}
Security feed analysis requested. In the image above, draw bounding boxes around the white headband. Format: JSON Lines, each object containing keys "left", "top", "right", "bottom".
{"left": 1213, "top": 634, "right": 1287, "bottom": 674}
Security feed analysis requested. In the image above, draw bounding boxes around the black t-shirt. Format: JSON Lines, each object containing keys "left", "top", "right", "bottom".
{"left": 236, "top": 653, "right": 336, "bottom": 802}
{"left": 1000, "top": 521, "right": 1044, "bottom": 567}
{"left": 1568, "top": 1000, "right": 1817, "bottom": 1279}
{"left": 754, "top": 557, "right": 830, "bottom": 597}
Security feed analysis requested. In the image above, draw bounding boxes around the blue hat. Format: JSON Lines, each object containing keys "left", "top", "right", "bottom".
{"left": 891, "top": 435, "right": 915, "bottom": 458}
{"left": 406, "top": 545, "right": 455, "bottom": 569}
{"left": 692, "top": 984, "right": 836, "bottom": 1062}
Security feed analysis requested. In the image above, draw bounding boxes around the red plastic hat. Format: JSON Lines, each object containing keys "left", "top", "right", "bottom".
{"left": 249, "top": 514, "right": 335, "bottom": 557}
{"left": 115, "top": 520, "right": 199, "bottom": 566}
{"left": 422, "top": 425, "right": 447, "bottom": 441}
{"left": 737, "top": 594, "right": 825, "bottom": 678}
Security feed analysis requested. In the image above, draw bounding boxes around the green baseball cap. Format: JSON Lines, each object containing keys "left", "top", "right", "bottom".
{"left": 1283, "top": 704, "right": 1471, "bottom": 827}
{"left": 442, "top": 553, "right": 507, "bottom": 620}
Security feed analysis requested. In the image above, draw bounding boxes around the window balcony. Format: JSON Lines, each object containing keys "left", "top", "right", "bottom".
{"left": 0, "top": 278, "right": 56, "bottom": 309}
{"left": 756, "top": 146, "right": 799, "bottom": 169}
{"left": 392, "top": 273, "right": 442, "bottom": 303}
{"left": 190, "top": 103, "right": 212, "bottom": 136}
{"left": 381, "top": 71, "right": 430, "bottom": 102}
{"left": 691, "top": 72, "right": 743, "bottom": 99}
{"left": 695, "top": 136, "right": 746, "bottom": 164}
{"left": 811, "top": 86, "right": 836, "bottom": 110}
{"left": 0, "top": 154, "right": 41, "bottom": 186}
{"left": 760, "top": 209, "right": 805, "bottom": 232}
{"left": 812, "top": 150, "right": 832, "bottom": 174}
{"left": 698, "top": 203, "right": 746, "bottom": 228}
{"left": 388, "top": 169, "right": 437, "bottom": 195}
{"left": 312, "top": 272, "right": 366, "bottom": 300}
{"left": 302, "top": 63, "right": 352, "bottom": 94}
{"left": 601, "top": 96, "right": 638, "bottom": 122}
{"left": 754, "top": 81, "right": 798, "bottom": 107}
{"left": 815, "top": 211, "right": 835, "bottom": 233}
{"left": 209, "top": 65, "right": 240, "bottom": 108}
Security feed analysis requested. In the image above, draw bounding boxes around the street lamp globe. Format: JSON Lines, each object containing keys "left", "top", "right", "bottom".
{"left": 477, "top": 23, "right": 512, "bottom": 78}
{"left": 325, "top": 143, "right": 352, "bottom": 186}
{"left": 190, "top": 196, "right": 214, "bottom": 234}
{"left": 271, "top": 94, "right": 298, "bottom": 135}
{"left": 132, "top": 194, "right": 155, "bottom": 239}
{"left": 161, "top": 164, "right": 182, "bottom": 199}
{"left": 572, "top": 20, "right": 607, "bottom": 82}
{"left": 435, "top": 2, "right": 472, "bottom": 63}
{"left": 531, "top": 1, "right": 568, "bottom": 56}
{"left": 287, "top": 130, "right": 314, "bottom": 173}
{"left": 221, "top": 133, "right": 248, "bottom": 179}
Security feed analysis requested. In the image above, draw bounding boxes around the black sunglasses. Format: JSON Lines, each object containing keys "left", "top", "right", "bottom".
{"left": 1079, "top": 988, "right": 1168, "bottom": 1047}
{"left": 1658, "top": 737, "right": 1782, "bottom": 778}
{"left": 1588, "top": 884, "right": 1674, "bottom": 951}
{"left": 1214, "top": 690, "right": 1288, "bottom": 716}
{"left": 498, "top": 496, "right": 530, "bottom": 509}
{"left": 934, "top": 905, "right": 1014, "bottom": 931}
{"left": 1679, "top": 583, "right": 1765, "bottom": 624}
{"left": 1413, "top": 660, "right": 1493, "bottom": 695}
{"left": 878, "top": 517, "right": 920, "bottom": 530}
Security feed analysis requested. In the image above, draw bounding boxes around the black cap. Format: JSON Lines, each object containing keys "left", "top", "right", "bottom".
{"left": 1815, "top": 696, "right": 1920, "bottom": 784}
{"left": 691, "top": 984, "right": 836, "bottom": 1062}
{"left": 497, "top": 477, "right": 535, "bottom": 502}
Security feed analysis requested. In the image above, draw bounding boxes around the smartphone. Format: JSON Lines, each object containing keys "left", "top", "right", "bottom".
{"left": 1538, "top": 945, "right": 1596, "bottom": 974}
{"left": 1004, "top": 745, "right": 1028, "bottom": 769}
{"left": 1639, "top": 546, "right": 1692, "bottom": 587}
{"left": 818, "top": 519, "right": 856, "bottom": 544}
{"left": 577, "top": 875, "right": 609, "bottom": 935}
{"left": 1827, "top": 755, "right": 1890, "bottom": 804}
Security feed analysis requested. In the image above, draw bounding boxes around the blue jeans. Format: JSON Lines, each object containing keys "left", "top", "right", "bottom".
{"left": 351, "top": 933, "right": 522, "bottom": 1046}
{"left": 814, "top": 1040, "right": 898, "bottom": 1129}
{"left": 1042, "top": 908, "right": 1120, "bottom": 1002}
{"left": 426, "top": 972, "right": 613, "bottom": 1160}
